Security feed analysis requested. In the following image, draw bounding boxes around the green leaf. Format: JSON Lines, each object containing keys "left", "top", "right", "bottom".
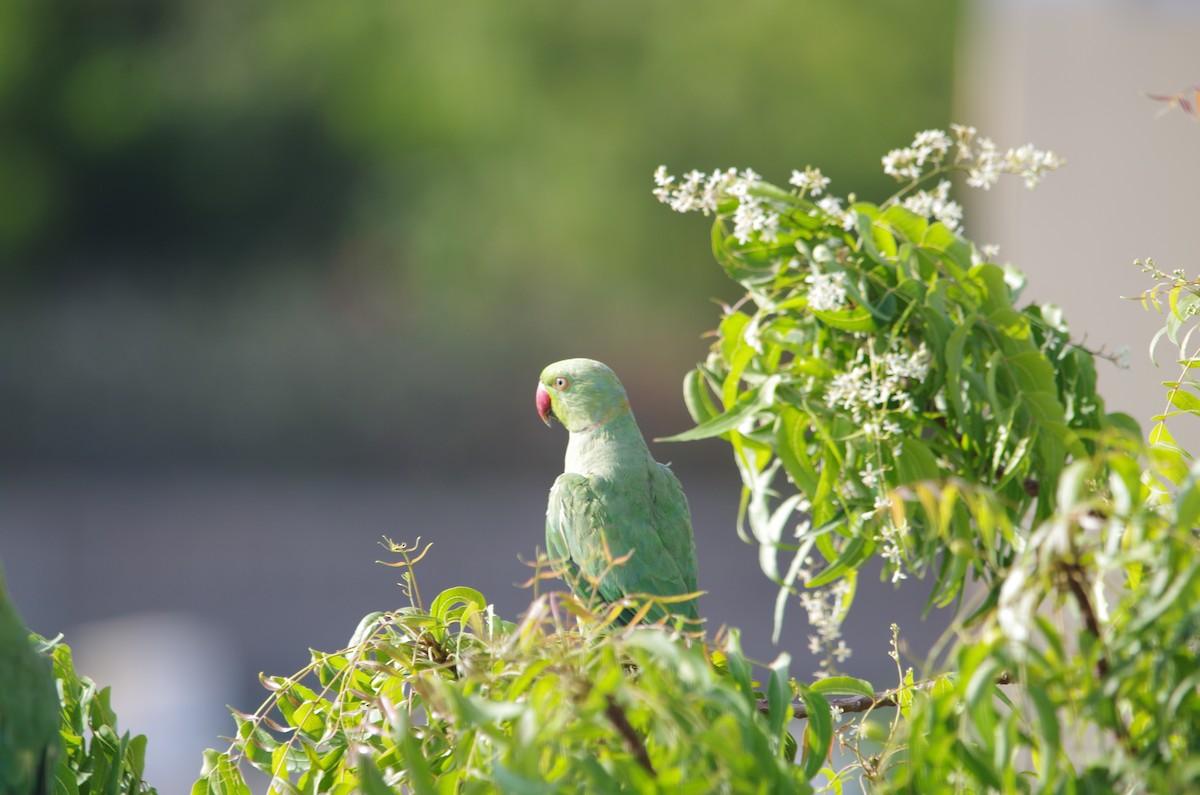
{"left": 921, "top": 224, "right": 972, "bottom": 279}
{"left": 1168, "top": 387, "right": 1200, "bottom": 414}
{"left": 348, "top": 612, "right": 385, "bottom": 646}
{"left": 795, "top": 683, "right": 832, "bottom": 780}
{"left": 718, "top": 311, "right": 751, "bottom": 365}
{"left": 1005, "top": 350, "right": 1058, "bottom": 396}
{"left": 394, "top": 714, "right": 439, "bottom": 795}
{"left": 890, "top": 437, "right": 941, "bottom": 485}
{"left": 987, "top": 307, "right": 1031, "bottom": 340}
{"left": 808, "top": 677, "right": 875, "bottom": 699}
{"left": 430, "top": 587, "right": 487, "bottom": 626}
{"left": 970, "top": 263, "right": 1014, "bottom": 313}
{"left": 354, "top": 752, "right": 395, "bottom": 795}
{"left": 682, "top": 368, "right": 720, "bottom": 426}
{"left": 1166, "top": 285, "right": 1200, "bottom": 344}
{"left": 722, "top": 631, "right": 754, "bottom": 698}
{"left": 1176, "top": 473, "right": 1200, "bottom": 529}
{"left": 657, "top": 375, "right": 780, "bottom": 442}
{"left": 1028, "top": 686, "right": 1060, "bottom": 783}
{"left": 811, "top": 305, "right": 878, "bottom": 333}
{"left": 766, "top": 653, "right": 792, "bottom": 750}
{"left": 776, "top": 407, "right": 819, "bottom": 495}
{"left": 805, "top": 535, "right": 873, "bottom": 588}
{"left": 943, "top": 320, "right": 974, "bottom": 418}
{"left": 881, "top": 204, "right": 929, "bottom": 243}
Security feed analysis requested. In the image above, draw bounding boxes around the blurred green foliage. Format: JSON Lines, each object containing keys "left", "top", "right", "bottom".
{"left": 45, "top": 636, "right": 158, "bottom": 795}
{"left": 1, "top": 1, "right": 958, "bottom": 469}
{"left": 3, "top": 0, "right": 956, "bottom": 331}
{"left": 649, "top": 131, "right": 1200, "bottom": 789}
{"left": 194, "top": 542, "right": 827, "bottom": 794}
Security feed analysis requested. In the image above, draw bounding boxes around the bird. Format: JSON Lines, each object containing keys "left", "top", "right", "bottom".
{"left": 0, "top": 560, "right": 60, "bottom": 795}
{"left": 536, "top": 358, "right": 700, "bottom": 627}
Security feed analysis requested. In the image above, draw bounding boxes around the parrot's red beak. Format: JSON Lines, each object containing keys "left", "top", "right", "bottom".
{"left": 536, "top": 382, "right": 553, "bottom": 427}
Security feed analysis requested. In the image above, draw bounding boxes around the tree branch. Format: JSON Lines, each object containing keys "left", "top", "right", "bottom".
{"left": 1061, "top": 560, "right": 1134, "bottom": 752}
{"left": 604, "top": 695, "right": 656, "bottom": 777}
{"left": 757, "top": 672, "right": 1013, "bottom": 720}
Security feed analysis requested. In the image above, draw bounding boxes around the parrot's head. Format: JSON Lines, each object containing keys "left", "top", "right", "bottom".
{"left": 536, "top": 358, "right": 631, "bottom": 432}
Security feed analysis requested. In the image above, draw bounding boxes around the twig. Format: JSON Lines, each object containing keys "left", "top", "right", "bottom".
{"left": 1061, "top": 560, "right": 1134, "bottom": 753}
{"left": 604, "top": 695, "right": 656, "bottom": 776}
{"left": 757, "top": 672, "right": 1014, "bottom": 720}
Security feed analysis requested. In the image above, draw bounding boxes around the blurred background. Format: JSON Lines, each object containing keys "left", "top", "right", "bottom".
{"left": 1, "top": 0, "right": 1196, "bottom": 789}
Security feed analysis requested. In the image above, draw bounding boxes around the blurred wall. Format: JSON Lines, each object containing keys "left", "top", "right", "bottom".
{"left": 959, "top": 0, "right": 1200, "bottom": 444}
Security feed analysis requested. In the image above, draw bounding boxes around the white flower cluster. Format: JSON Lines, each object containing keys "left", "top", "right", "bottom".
{"left": 859, "top": 463, "right": 887, "bottom": 490}
{"left": 652, "top": 165, "right": 736, "bottom": 214}
{"left": 825, "top": 342, "right": 931, "bottom": 425}
{"left": 794, "top": 558, "right": 854, "bottom": 677}
{"left": 730, "top": 171, "right": 780, "bottom": 244}
{"left": 953, "top": 124, "right": 1064, "bottom": 190}
{"left": 901, "top": 179, "right": 963, "bottom": 232}
{"left": 804, "top": 268, "right": 848, "bottom": 312}
{"left": 882, "top": 129, "right": 953, "bottom": 180}
{"left": 815, "top": 196, "right": 856, "bottom": 231}
{"left": 788, "top": 165, "right": 831, "bottom": 196}
{"left": 652, "top": 165, "right": 780, "bottom": 244}
{"left": 882, "top": 125, "right": 1063, "bottom": 191}
{"left": 878, "top": 516, "right": 910, "bottom": 583}
{"left": 653, "top": 163, "right": 854, "bottom": 243}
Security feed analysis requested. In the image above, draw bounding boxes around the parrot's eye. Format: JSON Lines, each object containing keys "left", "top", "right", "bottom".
{"left": 554, "top": 377, "right": 569, "bottom": 391}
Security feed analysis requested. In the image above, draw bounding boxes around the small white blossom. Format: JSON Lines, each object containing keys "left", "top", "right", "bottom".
{"left": 882, "top": 130, "right": 952, "bottom": 183}
{"left": 950, "top": 123, "right": 977, "bottom": 156}
{"left": 652, "top": 166, "right": 740, "bottom": 215}
{"left": 912, "top": 129, "right": 952, "bottom": 159}
{"left": 799, "top": 578, "right": 854, "bottom": 677}
{"left": 805, "top": 269, "right": 848, "bottom": 312}
{"left": 881, "top": 343, "right": 931, "bottom": 381}
{"left": 965, "top": 135, "right": 1002, "bottom": 189}
{"left": 793, "top": 518, "right": 812, "bottom": 539}
{"left": 901, "top": 179, "right": 963, "bottom": 232}
{"left": 859, "top": 463, "right": 885, "bottom": 489}
{"left": 731, "top": 200, "right": 780, "bottom": 244}
{"left": 1005, "top": 143, "right": 1064, "bottom": 189}
{"left": 882, "top": 147, "right": 922, "bottom": 181}
{"left": 816, "top": 196, "right": 842, "bottom": 214}
{"left": 814, "top": 196, "right": 855, "bottom": 230}
{"left": 789, "top": 166, "right": 831, "bottom": 196}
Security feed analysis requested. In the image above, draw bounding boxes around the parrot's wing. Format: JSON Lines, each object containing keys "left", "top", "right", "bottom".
{"left": 547, "top": 467, "right": 699, "bottom": 624}
{"left": 647, "top": 462, "right": 700, "bottom": 603}
{"left": 546, "top": 473, "right": 611, "bottom": 609}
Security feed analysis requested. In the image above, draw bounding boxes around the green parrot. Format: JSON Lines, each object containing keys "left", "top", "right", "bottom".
{"left": 536, "top": 358, "right": 700, "bottom": 627}
{"left": 0, "top": 561, "right": 60, "bottom": 795}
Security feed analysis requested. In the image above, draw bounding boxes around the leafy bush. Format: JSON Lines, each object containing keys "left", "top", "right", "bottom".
{"left": 652, "top": 128, "right": 1200, "bottom": 789}
{"left": 187, "top": 128, "right": 1200, "bottom": 793}
{"left": 192, "top": 541, "right": 828, "bottom": 794}
{"left": 45, "top": 636, "right": 158, "bottom": 795}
